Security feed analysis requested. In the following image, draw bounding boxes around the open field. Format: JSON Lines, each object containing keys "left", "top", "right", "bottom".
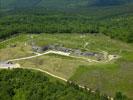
{"left": 1, "top": 33, "right": 133, "bottom": 53}
{"left": 0, "top": 43, "right": 34, "bottom": 61}
{"left": 70, "top": 62, "right": 133, "bottom": 98}
{"left": 14, "top": 54, "right": 91, "bottom": 79}
{"left": 32, "top": 33, "right": 133, "bottom": 53}
{"left": 0, "top": 33, "right": 133, "bottom": 98}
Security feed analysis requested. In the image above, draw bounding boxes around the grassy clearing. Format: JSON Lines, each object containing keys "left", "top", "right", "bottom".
{"left": 119, "top": 51, "right": 133, "bottom": 62}
{"left": 1, "top": 33, "right": 132, "bottom": 54}
{"left": 0, "top": 33, "right": 133, "bottom": 98}
{"left": 14, "top": 54, "right": 92, "bottom": 79}
{"left": 0, "top": 43, "right": 33, "bottom": 61}
{"left": 0, "top": 34, "right": 39, "bottom": 49}
{"left": 33, "top": 33, "right": 133, "bottom": 53}
{"left": 0, "top": 34, "right": 27, "bottom": 49}
{"left": 29, "top": 33, "right": 133, "bottom": 98}
{"left": 70, "top": 62, "right": 133, "bottom": 98}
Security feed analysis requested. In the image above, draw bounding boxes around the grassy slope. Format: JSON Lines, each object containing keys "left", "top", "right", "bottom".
{"left": 33, "top": 33, "right": 133, "bottom": 53}
{"left": 0, "top": 33, "right": 132, "bottom": 98}
{"left": 70, "top": 61, "right": 133, "bottom": 98}
{"left": 15, "top": 54, "right": 90, "bottom": 79}
{"left": 1, "top": 0, "right": 133, "bottom": 9}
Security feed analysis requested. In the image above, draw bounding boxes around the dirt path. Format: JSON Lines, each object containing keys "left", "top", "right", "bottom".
{"left": 0, "top": 60, "right": 113, "bottom": 100}
{"left": 20, "top": 67, "right": 94, "bottom": 92}
{"left": 7, "top": 50, "right": 99, "bottom": 63}
{"left": 16, "top": 67, "right": 113, "bottom": 100}
{"left": 22, "top": 67, "right": 68, "bottom": 82}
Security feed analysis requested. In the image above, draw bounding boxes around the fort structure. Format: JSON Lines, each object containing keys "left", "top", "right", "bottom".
{"left": 32, "top": 44, "right": 106, "bottom": 61}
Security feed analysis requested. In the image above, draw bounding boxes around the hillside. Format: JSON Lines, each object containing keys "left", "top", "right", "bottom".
{"left": 0, "top": 9, "right": 133, "bottom": 43}
{"left": 92, "top": 0, "right": 133, "bottom": 6}
{"left": 0, "top": 0, "right": 133, "bottom": 100}
{"left": 0, "top": 69, "right": 114, "bottom": 100}
{"left": 1, "top": 0, "right": 133, "bottom": 10}
{"left": 0, "top": 33, "right": 133, "bottom": 99}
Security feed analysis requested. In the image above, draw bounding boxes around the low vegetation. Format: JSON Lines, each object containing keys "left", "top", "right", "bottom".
{"left": 70, "top": 62, "right": 133, "bottom": 98}
{"left": 0, "top": 33, "right": 132, "bottom": 98}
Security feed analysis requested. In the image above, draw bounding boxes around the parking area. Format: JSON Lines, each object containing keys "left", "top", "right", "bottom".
{"left": 0, "top": 62, "right": 20, "bottom": 69}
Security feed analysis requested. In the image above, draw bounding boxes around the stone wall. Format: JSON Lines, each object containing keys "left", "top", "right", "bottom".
{"left": 38, "top": 44, "right": 104, "bottom": 60}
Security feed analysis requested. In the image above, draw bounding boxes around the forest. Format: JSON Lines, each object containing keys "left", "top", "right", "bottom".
{"left": 0, "top": 10, "right": 133, "bottom": 43}
{"left": 0, "top": 69, "right": 130, "bottom": 100}
{"left": 0, "top": 0, "right": 133, "bottom": 43}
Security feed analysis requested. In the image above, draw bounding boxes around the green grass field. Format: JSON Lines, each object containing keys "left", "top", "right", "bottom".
{"left": 0, "top": 43, "right": 33, "bottom": 61}
{"left": 14, "top": 54, "right": 90, "bottom": 79}
{"left": 0, "top": 33, "right": 133, "bottom": 98}
{"left": 70, "top": 62, "right": 133, "bottom": 98}
{"left": 1, "top": 33, "right": 132, "bottom": 53}
{"left": 33, "top": 33, "right": 133, "bottom": 53}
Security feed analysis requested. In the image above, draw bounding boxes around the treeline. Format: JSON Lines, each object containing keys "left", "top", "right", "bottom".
{"left": 0, "top": 69, "right": 130, "bottom": 100}
{"left": 0, "top": 13, "right": 133, "bottom": 43}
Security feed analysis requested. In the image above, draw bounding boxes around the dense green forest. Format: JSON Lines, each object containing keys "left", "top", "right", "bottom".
{"left": 0, "top": 69, "right": 130, "bottom": 100}
{"left": 0, "top": 0, "right": 133, "bottom": 43}
{"left": 0, "top": 11, "right": 133, "bottom": 43}
{"left": 0, "top": 0, "right": 133, "bottom": 9}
